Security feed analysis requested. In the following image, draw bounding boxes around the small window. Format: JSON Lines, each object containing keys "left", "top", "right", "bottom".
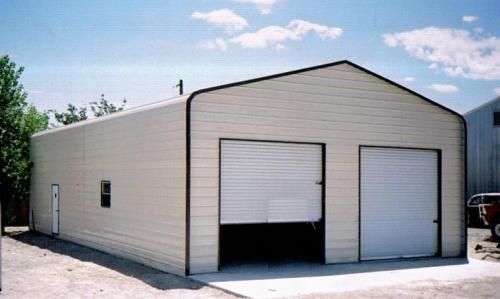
{"left": 494, "top": 112, "right": 500, "bottom": 127}
{"left": 101, "top": 180, "right": 111, "bottom": 208}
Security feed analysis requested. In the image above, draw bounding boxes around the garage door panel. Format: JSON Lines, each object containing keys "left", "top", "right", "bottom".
{"left": 361, "top": 147, "right": 438, "bottom": 260}
{"left": 220, "top": 140, "right": 322, "bottom": 224}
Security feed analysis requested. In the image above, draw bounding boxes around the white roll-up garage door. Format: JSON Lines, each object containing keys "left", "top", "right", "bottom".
{"left": 360, "top": 147, "right": 438, "bottom": 260}
{"left": 220, "top": 140, "right": 323, "bottom": 224}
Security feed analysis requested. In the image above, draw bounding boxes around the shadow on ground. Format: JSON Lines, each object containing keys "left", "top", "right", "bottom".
{"left": 8, "top": 229, "right": 202, "bottom": 291}
{"left": 202, "top": 257, "right": 470, "bottom": 282}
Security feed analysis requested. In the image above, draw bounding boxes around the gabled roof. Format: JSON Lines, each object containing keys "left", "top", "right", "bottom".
{"left": 34, "top": 60, "right": 465, "bottom": 138}
{"left": 187, "top": 60, "right": 463, "bottom": 121}
{"left": 464, "top": 96, "right": 500, "bottom": 116}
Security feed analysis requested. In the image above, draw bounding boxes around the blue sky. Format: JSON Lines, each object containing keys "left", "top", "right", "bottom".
{"left": 1, "top": 0, "right": 499, "bottom": 114}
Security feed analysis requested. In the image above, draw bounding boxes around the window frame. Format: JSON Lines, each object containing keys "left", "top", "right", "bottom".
{"left": 468, "top": 195, "right": 482, "bottom": 206}
{"left": 101, "top": 180, "right": 111, "bottom": 208}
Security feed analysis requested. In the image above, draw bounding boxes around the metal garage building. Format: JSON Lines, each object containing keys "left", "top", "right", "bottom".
{"left": 464, "top": 96, "right": 500, "bottom": 198}
{"left": 30, "top": 60, "right": 466, "bottom": 276}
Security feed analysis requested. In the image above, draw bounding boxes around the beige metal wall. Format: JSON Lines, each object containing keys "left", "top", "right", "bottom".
{"left": 30, "top": 97, "right": 187, "bottom": 275}
{"left": 189, "top": 63, "right": 465, "bottom": 274}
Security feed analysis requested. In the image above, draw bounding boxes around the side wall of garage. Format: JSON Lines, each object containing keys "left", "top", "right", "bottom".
{"left": 30, "top": 98, "right": 187, "bottom": 275}
{"left": 188, "top": 62, "right": 465, "bottom": 274}
{"left": 464, "top": 98, "right": 500, "bottom": 198}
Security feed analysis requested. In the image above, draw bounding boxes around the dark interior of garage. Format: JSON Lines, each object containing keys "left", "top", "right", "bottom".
{"left": 219, "top": 222, "right": 324, "bottom": 266}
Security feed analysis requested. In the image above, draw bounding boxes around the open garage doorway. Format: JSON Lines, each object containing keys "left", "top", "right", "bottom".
{"left": 220, "top": 222, "right": 324, "bottom": 267}
{"left": 218, "top": 139, "right": 325, "bottom": 268}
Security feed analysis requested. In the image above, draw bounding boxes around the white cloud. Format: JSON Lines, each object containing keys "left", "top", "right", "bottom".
{"left": 462, "top": 15, "right": 478, "bottom": 23}
{"left": 382, "top": 26, "right": 500, "bottom": 80}
{"left": 427, "top": 83, "right": 459, "bottom": 93}
{"left": 199, "top": 38, "right": 228, "bottom": 51}
{"left": 428, "top": 63, "right": 439, "bottom": 69}
{"left": 275, "top": 43, "right": 287, "bottom": 50}
{"left": 443, "top": 66, "right": 466, "bottom": 77}
{"left": 191, "top": 9, "right": 248, "bottom": 33}
{"left": 231, "top": 0, "right": 279, "bottom": 15}
{"left": 231, "top": 19, "right": 342, "bottom": 49}
{"left": 474, "top": 27, "right": 484, "bottom": 33}
{"left": 495, "top": 87, "right": 500, "bottom": 95}
{"left": 403, "top": 76, "right": 415, "bottom": 82}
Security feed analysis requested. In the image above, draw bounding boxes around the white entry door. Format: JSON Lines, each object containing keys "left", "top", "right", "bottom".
{"left": 220, "top": 140, "right": 323, "bottom": 224}
{"left": 52, "top": 185, "right": 59, "bottom": 234}
{"left": 360, "top": 147, "right": 438, "bottom": 260}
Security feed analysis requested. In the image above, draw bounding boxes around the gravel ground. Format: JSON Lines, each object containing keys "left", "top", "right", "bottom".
{"left": 468, "top": 227, "right": 500, "bottom": 262}
{"left": 2, "top": 228, "right": 235, "bottom": 299}
{"left": 2, "top": 227, "right": 500, "bottom": 298}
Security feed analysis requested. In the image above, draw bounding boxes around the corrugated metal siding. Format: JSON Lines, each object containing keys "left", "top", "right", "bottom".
{"left": 465, "top": 98, "right": 500, "bottom": 198}
{"left": 220, "top": 140, "right": 322, "bottom": 224}
{"left": 189, "top": 63, "right": 464, "bottom": 273}
{"left": 29, "top": 98, "right": 187, "bottom": 275}
{"left": 360, "top": 147, "right": 438, "bottom": 260}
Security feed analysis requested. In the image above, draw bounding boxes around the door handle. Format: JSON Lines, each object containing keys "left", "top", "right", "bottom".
{"left": 433, "top": 220, "right": 438, "bottom": 223}
{"left": 315, "top": 181, "right": 323, "bottom": 185}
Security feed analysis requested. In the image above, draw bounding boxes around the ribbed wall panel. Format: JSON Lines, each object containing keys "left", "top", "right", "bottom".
{"left": 30, "top": 96, "right": 188, "bottom": 275}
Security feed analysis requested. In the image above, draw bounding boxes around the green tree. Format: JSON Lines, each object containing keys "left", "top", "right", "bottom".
{"left": 51, "top": 94, "right": 126, "bottom": 125}
{"left": 0, "top": 55, "right": 48, "bottom": 232}
{"left": 90, "top": 94, "right": 126, "bottom": 117}
{"left": 51, "top": 104, "right": 88, "bottom": 125}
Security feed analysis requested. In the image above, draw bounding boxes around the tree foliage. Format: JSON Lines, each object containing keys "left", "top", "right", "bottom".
{"left": 90, "top": 94, "right": 126, "bottom": 117}
{"left": 52, "top": 104, "right": 87, "bottom": 125}
{"left": 52, "top": 94, "right": 126, "bottom": 125}
{"left": 0, "top": 55, "right": 49, "bottom": 229}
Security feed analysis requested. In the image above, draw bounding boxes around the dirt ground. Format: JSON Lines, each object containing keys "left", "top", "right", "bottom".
{"left": 2, "top": 227, "right": 500, "bottom": 298}
{"left": 1, "top": 228, "right": 235, "bottom": 299}
{"left": 467, "top": 227, "right": 500, "bottom": 262}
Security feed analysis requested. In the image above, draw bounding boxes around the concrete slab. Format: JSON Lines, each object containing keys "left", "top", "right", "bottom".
{"left": 190, "top": 258, "right": 500, "bottom": 298}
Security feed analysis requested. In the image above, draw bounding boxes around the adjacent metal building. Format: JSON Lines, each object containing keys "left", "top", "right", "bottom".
{"left": 30, "top": 60, "right": 466, "bottom": 276}
{"left": 464, "top": 96, "right": 500, "bottom": 198}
